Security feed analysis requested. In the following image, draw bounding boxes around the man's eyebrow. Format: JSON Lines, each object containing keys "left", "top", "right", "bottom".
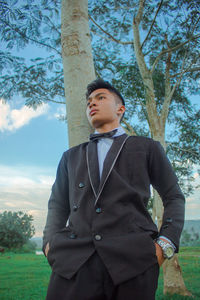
{"left": 88, "top": 92, "right": 107, "bottom": 101}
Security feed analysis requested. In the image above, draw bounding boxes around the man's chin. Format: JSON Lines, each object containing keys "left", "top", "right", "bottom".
{"left": 89, "top": 117, "right": 103, "bottom": 129}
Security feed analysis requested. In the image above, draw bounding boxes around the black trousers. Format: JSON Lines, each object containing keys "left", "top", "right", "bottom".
{"left": 46, "top": 252, "right": 159, "bottom": 300}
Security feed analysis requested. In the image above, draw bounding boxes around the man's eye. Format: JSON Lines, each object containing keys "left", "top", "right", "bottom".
{"left": 99, "top": 96, "right": 105, "bottom": 100}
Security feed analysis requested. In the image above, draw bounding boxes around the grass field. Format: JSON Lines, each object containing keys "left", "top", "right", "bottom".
{"left": 0, "top": 247, "right": 199, "bottom": 300}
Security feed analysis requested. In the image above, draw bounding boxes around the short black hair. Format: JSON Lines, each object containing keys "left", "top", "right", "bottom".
{"left": 86, "top": 78, "right": 125, "bottom": 106}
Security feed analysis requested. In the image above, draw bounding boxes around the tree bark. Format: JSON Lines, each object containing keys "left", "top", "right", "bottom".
{"left": 61, "top": 0, "right": 95, "bottom": 147}
{"left": 163, "top": 257, "right": 192, "bottom": 296}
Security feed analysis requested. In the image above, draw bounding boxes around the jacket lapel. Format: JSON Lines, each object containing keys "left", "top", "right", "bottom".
{"left": 95, "top": 134, "right": 129, "bottom": 205}
{"left": 86, "top": 141, "right": 100, "bottom": 198}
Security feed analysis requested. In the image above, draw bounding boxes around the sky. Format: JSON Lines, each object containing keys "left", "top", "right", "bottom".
{"left": 0, "top": 36, "right": 199, "bottom": 238}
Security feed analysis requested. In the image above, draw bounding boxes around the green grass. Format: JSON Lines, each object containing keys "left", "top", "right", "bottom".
{"left": 0, "top": 253, "right": 51, "bottom": 300}
{"left": 156, "top": 247, "right": 200, "bottom": 300}
{"left": 0, "top": 247, "right": 199, "bottom": 299}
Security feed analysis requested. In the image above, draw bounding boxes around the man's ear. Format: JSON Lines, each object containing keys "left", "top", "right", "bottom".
{"left": 117, "top": 105, "right": 125, "bottom": 117}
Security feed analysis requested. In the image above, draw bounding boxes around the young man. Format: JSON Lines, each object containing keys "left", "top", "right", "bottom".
{"left": 43, "top": 79, "right": 185, "bottom": 300}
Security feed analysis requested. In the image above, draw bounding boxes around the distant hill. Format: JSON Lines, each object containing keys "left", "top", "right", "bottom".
{"left": 31, "top": 237, "right": 43, "bottom": 249}
{"left": 183, "top": 220, "right": 200, "bottom": 234}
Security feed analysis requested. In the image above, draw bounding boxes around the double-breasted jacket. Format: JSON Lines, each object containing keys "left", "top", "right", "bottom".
{"left": 43, "top": 134, "right": 185, "bottom": 285}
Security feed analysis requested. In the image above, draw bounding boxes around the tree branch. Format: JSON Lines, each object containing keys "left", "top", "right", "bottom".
{"left": 141, "top": 0, "right": 163, "bottom": 49}
{"left": 167, "top": 143, "right": 199, "bottom": 157}
{"left": 1, "top": 19, "right": 61, "bottom": 56}
{"left": 170, "top": 66, "right": 200, "bottom": 78}
{"left": 44, "top": 17, "right": 60, "bottom": 35}
{"left": 136, "top": 97, "right": 151, "bottom": 127}
{"left": 134, "top": 0, "right": 145, "bottom": 24}
{"left": 90, "top": 29, "right": 132, "bottom": 45}
{"left": 122, "top": 119, "right": 137, "bottom": 135}
{"left": 89, "top": 15, "right": 133, "bottom": 45}
{"left": 133, "top": 0, "right": 159, "bottom": 134}
{"left": 160, "top": 40, "right": 172, "bottom": 128}
{"left": 150, "top": 34, "right": 200, "bottom": 74}
{"left": 44, "top": 98, "right": 65, "bottom": 104}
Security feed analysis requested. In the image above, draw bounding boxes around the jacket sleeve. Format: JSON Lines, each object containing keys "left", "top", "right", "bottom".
{"left": 149, "top": 140, "right": 185, "bottom": 252}
{"left": 42, "top": 152, "right": 70, "bottom": 253}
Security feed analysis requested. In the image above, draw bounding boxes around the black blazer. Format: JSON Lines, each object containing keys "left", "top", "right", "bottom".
{"left": 43, "top": 134, "right": 185, "bottom": 285}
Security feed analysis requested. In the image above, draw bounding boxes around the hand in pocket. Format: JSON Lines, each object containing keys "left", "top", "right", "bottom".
{"left": 155, "top": 242, "right": 165, "bottom": 266}
{"left": 45, "top": 242, "right": 50, "bottom": 257}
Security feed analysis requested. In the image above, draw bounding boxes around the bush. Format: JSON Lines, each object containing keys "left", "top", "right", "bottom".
{"left": 0, "top": 211, "right": 35, "bottom": 249}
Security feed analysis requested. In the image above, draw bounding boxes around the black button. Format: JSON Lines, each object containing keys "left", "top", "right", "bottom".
{"left": 94, "top": 234, "right": 102, "bottom": 241}
{"left": 73, "top": 205, "right": 78, "bottom": 211}
{"left": 79, "top": 182, "right": 85, "bottom": 188}
{"left": 95, "top": 207, "right": 102, "bottom": 214}
{"left": 166, "top": 218, "right": 173, "bottom": 223}
{"left": 69, "top": 233, "right": 77, "bottom": 239}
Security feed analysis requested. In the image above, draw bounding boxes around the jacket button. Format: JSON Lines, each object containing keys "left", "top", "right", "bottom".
{"left": 79, "top": 182, "right": 84, "bottom": 188}
{"left": 69, "top": 233, "right": 77, "bottom": 239}
{"left": 73, "top": 205, "right": 78, "bottom": 211}
{"left": 94, "top": 234, "right": 102, "bottom": 241}
{"left": 166, "top": 218, "right": 173, "bottom": 223}
{"left": 95, "top": 207, "right": 102, "bottom": 214}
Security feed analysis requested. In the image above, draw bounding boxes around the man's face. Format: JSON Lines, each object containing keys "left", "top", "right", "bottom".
{"left": 86, "top": 88, "right": 125, "bottom": 129}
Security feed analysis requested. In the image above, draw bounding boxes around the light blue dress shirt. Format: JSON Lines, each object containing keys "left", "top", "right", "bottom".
{"left": 95, "top": 126, "right": 125, "bottom": 178}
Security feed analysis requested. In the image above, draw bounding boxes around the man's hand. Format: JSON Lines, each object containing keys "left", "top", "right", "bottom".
{"left": 45, "top": 242, "right": 49, "bottom": 257}
{"left": 155, "top": 242, "right": 165, "bottom": 266}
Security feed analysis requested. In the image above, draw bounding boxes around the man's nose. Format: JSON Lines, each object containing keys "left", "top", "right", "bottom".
{"left": 89, "top": 99, "right": 97, "bottom": 109}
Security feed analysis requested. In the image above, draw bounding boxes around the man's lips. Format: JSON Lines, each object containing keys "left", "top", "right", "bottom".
{"left": 90, "top": 109, "right": 98, "bottom": 116}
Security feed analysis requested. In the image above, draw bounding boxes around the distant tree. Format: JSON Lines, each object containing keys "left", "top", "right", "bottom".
{"left": 0, "top": 211, "right": 35, "bottom": 249}
{"left": 180, "top": 229, "right": 191, "bottom": 245}
{"left": 181, "top": 229, "right": 200, "bottom": 246}
{"left": 20, "top": 239, "right": 37, "bottom": 253}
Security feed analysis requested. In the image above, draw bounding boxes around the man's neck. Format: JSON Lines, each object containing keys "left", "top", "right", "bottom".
{"left": 95, "top": 123, "right": 120, "bottom": 133}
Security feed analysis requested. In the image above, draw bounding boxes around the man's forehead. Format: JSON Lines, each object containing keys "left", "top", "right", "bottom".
{"left": 88, "top": 88, "right": 112, "bottom": 99}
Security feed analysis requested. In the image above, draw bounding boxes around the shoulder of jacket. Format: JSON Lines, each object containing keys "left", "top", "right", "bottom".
{"left": 63, "top": 142, "right": 89, "bottom": 156}
{"left": 128, "top": 135, "right": 155, "bottom": 144}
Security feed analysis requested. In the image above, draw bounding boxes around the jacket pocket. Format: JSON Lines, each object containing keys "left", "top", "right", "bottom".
{"left": 129, "top": 217, "right": 158, "bottom": 238}
{"left": 47, "top": 227, "right": 72, "bottom": 264}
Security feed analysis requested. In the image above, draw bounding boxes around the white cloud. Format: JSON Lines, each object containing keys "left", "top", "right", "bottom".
{"left": 4, "top": 202, "right": 17, "bottom": 207}
{"left": 186, "top": 198, "right": 193, "bottom": 203}
{"left": 186, "top": 203, "right": 200, "bottom": 210}
{"left": 0, "top": 99, "right": 49, "bottom": 132}
{"left": 53, "top": 106, "right": 66, "bottom": 120}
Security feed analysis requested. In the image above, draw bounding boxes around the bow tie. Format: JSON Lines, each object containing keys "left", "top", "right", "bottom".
{"left": 90, "top": 129, "right": 117, "bottom": 141}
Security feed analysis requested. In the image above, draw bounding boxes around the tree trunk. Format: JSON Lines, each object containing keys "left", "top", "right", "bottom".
{"left": 61, "top": 0, "right": 95, "bottom": 147}
{"left": 163, "top": 256, "right": 192, "bottom": 296}
{"left": 152, "top": 133, "right": 191, "bottom": 296}
{"left": 133, "top": 1, "right": 191, "bottom": 295}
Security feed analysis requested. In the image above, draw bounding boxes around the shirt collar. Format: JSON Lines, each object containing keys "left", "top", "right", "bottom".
{"left": 94, "top": 126, "right": 125, "bottom": 137}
